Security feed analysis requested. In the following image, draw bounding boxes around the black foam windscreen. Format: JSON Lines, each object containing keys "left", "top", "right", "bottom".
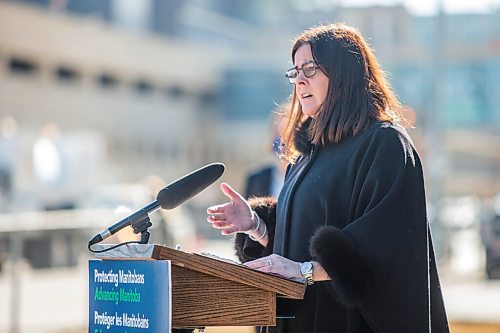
{"left": 156, "top": 163, "right": 225, "bottom": 210}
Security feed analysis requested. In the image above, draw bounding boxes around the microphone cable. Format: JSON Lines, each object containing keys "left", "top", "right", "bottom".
{"left": 88, "top": 239, "right": 144, "bottom": 254}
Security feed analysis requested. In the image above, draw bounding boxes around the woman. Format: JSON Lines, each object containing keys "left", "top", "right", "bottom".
{"left": 207, "top": 23, "right": 449, "bottom": 333}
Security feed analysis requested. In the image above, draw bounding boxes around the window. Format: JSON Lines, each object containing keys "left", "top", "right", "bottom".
{"left": 8, "top": 57, "right": 38, "bottom": 75}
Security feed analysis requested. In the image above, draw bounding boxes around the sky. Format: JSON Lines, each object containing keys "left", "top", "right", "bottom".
{"left": 338, "top": 0, "right": 500, "bottom": 15}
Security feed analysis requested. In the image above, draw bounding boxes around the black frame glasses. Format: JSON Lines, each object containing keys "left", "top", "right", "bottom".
{"left": 284, "top": 60, "right": 319, "bottom": 84}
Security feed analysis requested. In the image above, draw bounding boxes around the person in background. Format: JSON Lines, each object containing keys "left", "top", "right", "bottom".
{"left": 207, "top": 23, "right": 448, "bottom": 332}
{"left": 33, "top": 122, "right": 75, "bottom": 210}
{"left": 244, "top": 109, "right": 288, "bottom": 200}
{"left": 0, "top": 116, "right": 18, "bottom": 212}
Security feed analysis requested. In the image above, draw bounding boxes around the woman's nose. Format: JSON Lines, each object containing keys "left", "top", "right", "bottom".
{"left": 295, "top": 70, "right": 307, "bottom": 84}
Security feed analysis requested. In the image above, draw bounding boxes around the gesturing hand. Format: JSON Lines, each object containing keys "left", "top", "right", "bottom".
{"left": 207, "top": 182, "right": 255, "bottom": 235}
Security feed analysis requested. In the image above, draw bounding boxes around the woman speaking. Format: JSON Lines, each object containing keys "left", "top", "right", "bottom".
{"left": 207, "top": 23, "right": 449, "bottom": 333}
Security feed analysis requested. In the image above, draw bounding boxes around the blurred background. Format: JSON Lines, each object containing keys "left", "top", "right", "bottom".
{"left": 0, "top": 0, "right": 499, "bottom": 332}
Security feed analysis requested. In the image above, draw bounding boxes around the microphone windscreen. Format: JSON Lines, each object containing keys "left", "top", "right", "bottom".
{"left": 156, "top": 163, "right": 225, "bottom": 210}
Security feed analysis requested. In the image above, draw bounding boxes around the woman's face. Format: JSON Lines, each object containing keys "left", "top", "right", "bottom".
{"left": 293, "top": 43, "right": 329, "bottom": 118}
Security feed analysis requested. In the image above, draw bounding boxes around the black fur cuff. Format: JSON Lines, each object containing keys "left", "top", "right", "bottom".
{"left": 310, "top": 226, "right": 374, "bottom": 307}
{"left": 234, "top": 197, "right": 276, "bottom": 262}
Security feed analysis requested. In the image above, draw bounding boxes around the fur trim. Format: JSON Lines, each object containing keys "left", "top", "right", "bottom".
{"left": 294, "top": 117, "right": 313, "bottom": 155}
{"left": 234, "top": 197, "right": 277, "bottom": 262}
{"left": 310, "top": 226, "right": 374, "bottom": 307}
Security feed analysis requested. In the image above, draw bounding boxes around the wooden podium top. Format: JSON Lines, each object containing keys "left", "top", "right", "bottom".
{"left": 93, "top": 243, "right": 306, "bottom": 300}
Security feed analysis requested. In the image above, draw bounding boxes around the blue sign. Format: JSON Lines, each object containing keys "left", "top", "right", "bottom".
{"left": 89, "top": 260, "right": 171, "bottom": 333}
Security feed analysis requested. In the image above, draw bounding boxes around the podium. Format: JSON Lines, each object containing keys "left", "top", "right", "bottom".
{"left": 94, "top": 244, "right": 306, "bottom": 329}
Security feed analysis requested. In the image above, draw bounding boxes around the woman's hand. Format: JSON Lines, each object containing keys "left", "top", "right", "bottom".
{"left": 207, "top": 183, "right": 255, "bottom": 235}
{"left": 244, "top": 254, "right": 302, "bottom": 281}
{"left": 245, "top": 255, "right": 331, "bottom": 282}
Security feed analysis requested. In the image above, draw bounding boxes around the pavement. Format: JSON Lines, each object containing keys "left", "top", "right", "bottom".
{"left": 438, "top": 228, "right": 500, "bottom": 325}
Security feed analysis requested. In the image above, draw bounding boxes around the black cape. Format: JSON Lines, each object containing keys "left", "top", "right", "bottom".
{"left": 235, "top": 122, "right": 449, "bottom": 333}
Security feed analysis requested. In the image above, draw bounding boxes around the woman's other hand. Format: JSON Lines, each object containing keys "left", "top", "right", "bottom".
{"left": 207, "top": 182, "right": 254, "bottom": 235}
{"left": 245, "top": 255, "right": 330, "bottom": 282}
{"left": 244, "top": 254, "right": 302, "bottom": 281}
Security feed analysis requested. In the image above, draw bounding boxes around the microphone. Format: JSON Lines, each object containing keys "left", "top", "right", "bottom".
{"left": 88, "top": 163, "right": 225, "bottom": 246}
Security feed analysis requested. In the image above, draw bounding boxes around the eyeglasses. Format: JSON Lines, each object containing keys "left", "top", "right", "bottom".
{"left": 284, "top": 60, "right": 319, "bottom": 84}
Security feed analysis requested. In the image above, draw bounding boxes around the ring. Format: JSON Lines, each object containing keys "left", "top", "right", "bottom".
{"left": 267, "top": 259, "right": 273, "bottom": 267}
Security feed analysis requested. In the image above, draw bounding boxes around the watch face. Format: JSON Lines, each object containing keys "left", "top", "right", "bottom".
{"left": 300, "top": 261, "right": 313, "bottom": 274}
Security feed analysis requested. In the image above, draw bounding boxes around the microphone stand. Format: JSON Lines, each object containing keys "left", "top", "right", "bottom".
{"left": 129, "top": 209, "right": 154, "bottom": 244}
{"left": 88, "top": 202, "right": 158, "bottom": 253}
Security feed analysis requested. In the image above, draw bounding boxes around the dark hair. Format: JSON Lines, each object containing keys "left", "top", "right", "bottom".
{"left": 282, "top": 23, "right": 403, "bottom": 162}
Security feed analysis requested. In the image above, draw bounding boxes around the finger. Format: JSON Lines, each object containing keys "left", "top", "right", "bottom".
{"left": 207, "top": 204, "right": 227, "bottom": 214}
{"left": 212, "top": 221, "right": 233, "bottom": 229}
{"left": 207, "top": 214, "right": 226, "bottom": 223}
{"left": 208, "top": 216, "right": 232, "bottom": 228}
{"left": 257, "top": 266, "right": 276, "bottom": 274}
{"left": 220, "top": 183, "right": 244, "bottom": 202}
{"left": 244, "top": 259, "right": 273, "bottom": 270}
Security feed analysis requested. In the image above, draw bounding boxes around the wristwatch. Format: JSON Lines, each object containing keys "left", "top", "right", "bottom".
{"left": 299, "top": 261, "right": 314, "bottom": 285}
